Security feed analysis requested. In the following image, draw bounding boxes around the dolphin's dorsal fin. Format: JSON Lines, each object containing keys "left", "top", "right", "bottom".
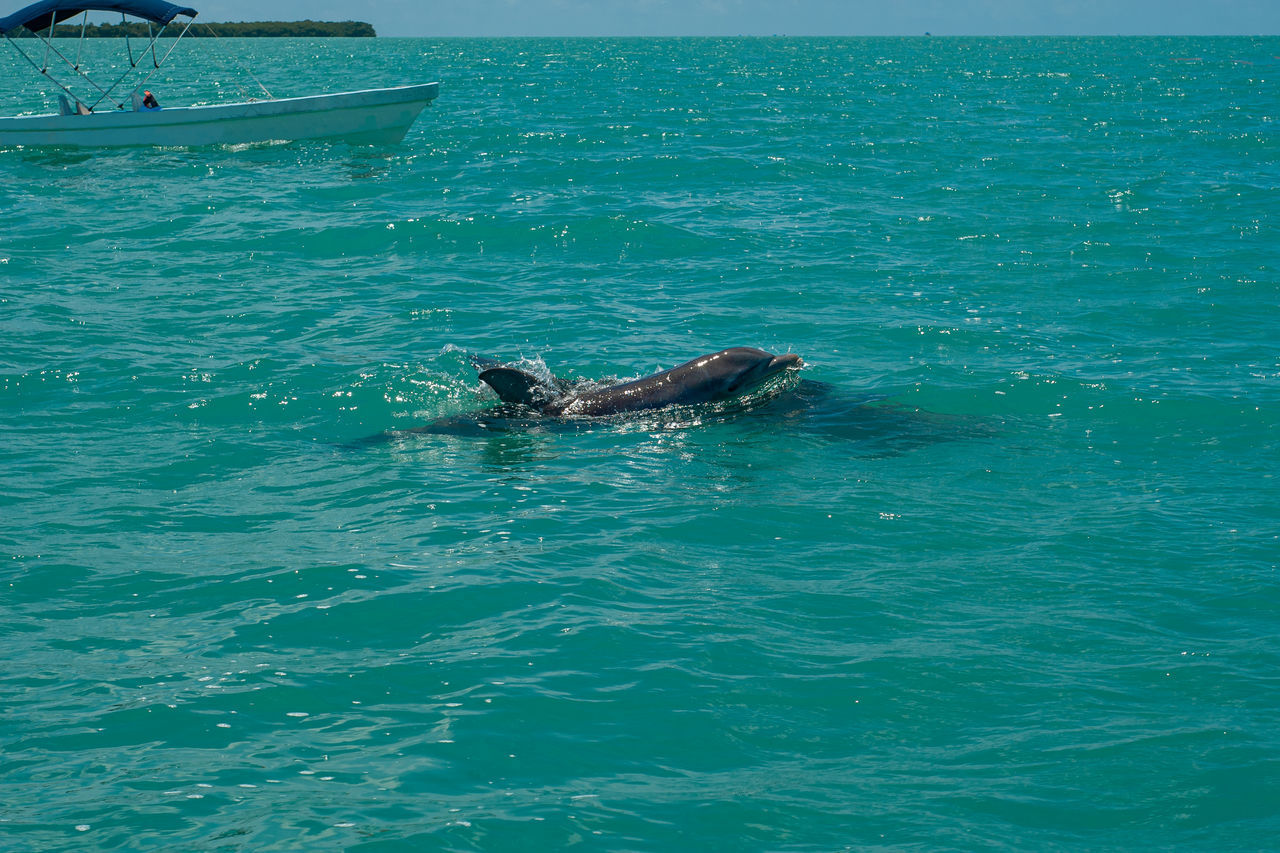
{"left": 479, "top": 367, "right": 560, "bottom": 407}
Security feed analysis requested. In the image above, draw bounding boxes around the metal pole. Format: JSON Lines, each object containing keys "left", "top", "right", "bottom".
{"left": 74, "top": 11, "right": 86, "bottom": 70}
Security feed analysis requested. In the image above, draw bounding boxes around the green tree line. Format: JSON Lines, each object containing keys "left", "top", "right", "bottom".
{"left": 22, "top": 20, "right": 376, "bottom": 37}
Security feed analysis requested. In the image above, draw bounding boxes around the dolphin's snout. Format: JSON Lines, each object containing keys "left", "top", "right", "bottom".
{"left": 769, "top": 353, "right": 804, "bottom": 371}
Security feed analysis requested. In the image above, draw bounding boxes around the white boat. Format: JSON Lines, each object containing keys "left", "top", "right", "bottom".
{"left": 0, "top": 83, "right": 440, "bottom": 147}
{"left": 0, "top": 0, "right": 439, "bottom": 147}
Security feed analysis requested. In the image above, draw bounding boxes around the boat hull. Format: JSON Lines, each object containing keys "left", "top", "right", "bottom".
{"left": 0, "top": 82, "right": 439, "bottom": 148}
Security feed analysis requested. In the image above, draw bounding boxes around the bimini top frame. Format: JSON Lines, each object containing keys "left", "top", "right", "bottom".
{"left": 1, "top": 1, "right": 198, "bottom": 113}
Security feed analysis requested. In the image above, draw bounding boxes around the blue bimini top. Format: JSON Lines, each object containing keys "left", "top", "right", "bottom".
{"left": 0, "top": 0, "right": 197, "bottom": 35}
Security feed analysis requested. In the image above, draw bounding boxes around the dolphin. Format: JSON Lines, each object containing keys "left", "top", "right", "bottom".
{"left": 474, "top": 347, "right": 804, "bottom": 417}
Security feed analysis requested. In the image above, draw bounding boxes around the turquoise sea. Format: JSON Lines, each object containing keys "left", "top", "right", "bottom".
{"left": 2, "top": 35, "right": 1278, "bottom": 851}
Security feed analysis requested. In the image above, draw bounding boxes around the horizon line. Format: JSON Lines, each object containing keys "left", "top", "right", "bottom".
{"left": 372, "top": 32, "right": 1279, "bottom": 38}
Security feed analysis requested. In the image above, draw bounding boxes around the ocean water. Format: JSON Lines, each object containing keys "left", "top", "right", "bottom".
{"left": 2, "top": 35, "right": 1278, "bottom": 851}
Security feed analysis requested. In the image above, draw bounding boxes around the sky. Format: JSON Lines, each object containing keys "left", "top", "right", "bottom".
{"left": 180, "top": 0, "right": 1280, "bottom": 37}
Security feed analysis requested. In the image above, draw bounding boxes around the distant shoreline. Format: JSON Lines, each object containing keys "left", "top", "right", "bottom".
{"left": 18, "top": 20, "right": 376, "bottom": 38}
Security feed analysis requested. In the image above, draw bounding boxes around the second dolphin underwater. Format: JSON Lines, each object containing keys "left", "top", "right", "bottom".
{"left": 361, "top": 345, "right": 991, "bottom": 452}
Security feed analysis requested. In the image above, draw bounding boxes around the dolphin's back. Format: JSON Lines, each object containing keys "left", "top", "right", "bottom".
{"left": 472, "top": 347, "right": 802, "bottom": 418}
{"left": 549, "top": 348, "right": 784, "bottom": 416}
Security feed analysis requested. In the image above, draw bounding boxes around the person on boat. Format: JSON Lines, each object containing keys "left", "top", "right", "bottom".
{"left": 142, "top": 90, "right": 160, "bottom": 110}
